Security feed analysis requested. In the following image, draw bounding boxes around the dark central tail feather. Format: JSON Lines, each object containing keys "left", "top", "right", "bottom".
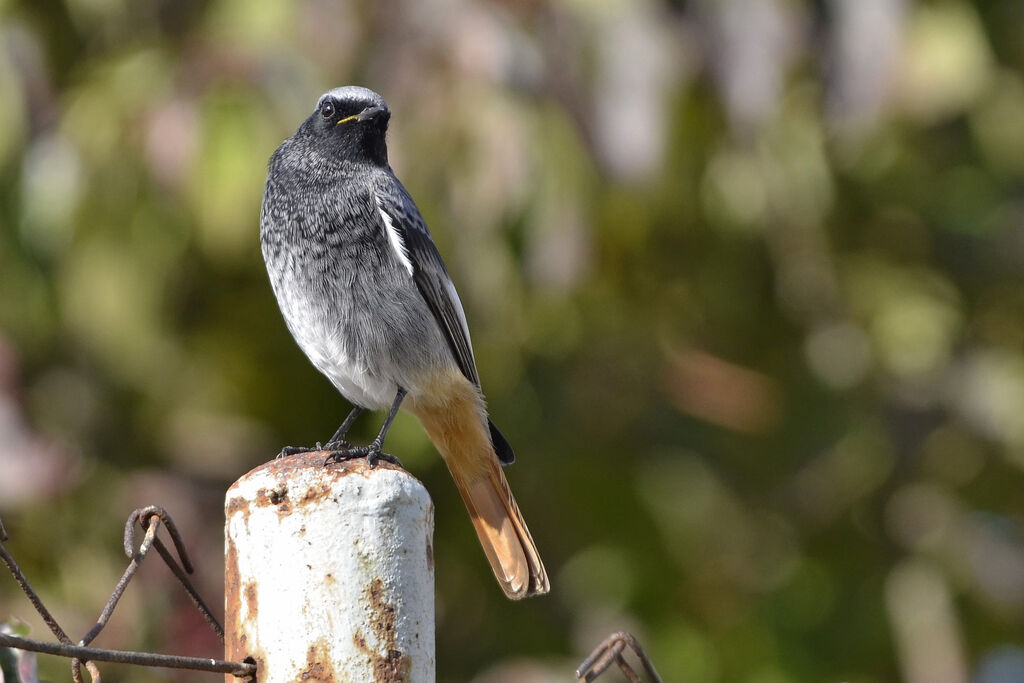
{"left": 489, "top": 419, "right": 516, "bottom": 465}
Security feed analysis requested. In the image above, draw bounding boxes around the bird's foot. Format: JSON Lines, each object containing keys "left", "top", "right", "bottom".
{"left": 276, "top": 442, "right": 326, "bottom": 459}
{"left": 323, "top": 444, "right": 402, "bottom": 468}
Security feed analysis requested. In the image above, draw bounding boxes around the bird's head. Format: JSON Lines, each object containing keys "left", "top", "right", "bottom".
{"left": 302, "top": 86, "right": 391, "bottom": 165}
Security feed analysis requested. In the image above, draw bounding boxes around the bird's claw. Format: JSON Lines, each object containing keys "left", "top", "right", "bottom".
{"left": 276, "top": 444, "right": 319, "bottom": 459}
{"left": 323, "top": 445, "right": 402, "bottom": 468}
{"left": 276, "top": 441, "right": 350, "bottom": 459}
{"left": 370, "top": 451, "right": 403, "bottom": 467}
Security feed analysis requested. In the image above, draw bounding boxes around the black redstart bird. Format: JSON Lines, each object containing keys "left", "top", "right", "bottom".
{"left": 260, "top": 86, "right": 549, "bottom": 599}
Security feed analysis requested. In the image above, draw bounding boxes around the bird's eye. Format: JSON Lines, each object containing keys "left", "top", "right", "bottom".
{"left": 320, "top": 101, "right": 335, "bottom": 119}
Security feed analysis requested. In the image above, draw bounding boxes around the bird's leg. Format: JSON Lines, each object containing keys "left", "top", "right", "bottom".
{"left": 323, "top": 406, "right": 364, "bottom": 449}
{"left": 275, "top": 405, "right": 365, "bottom": 459}
{"left": 324, "top": 389, "right": 406, "bottom": 468}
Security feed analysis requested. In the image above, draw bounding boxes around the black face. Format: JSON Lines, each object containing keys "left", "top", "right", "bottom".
{"left": 305, "top": 87, "right": 391, "bottom": 165}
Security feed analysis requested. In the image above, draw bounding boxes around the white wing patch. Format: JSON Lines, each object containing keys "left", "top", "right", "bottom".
{"left": 374, "top": 194, "right": 414, "bottom": 276}
{"left": 444, "top": 277, "right": 475, "bottom": 365}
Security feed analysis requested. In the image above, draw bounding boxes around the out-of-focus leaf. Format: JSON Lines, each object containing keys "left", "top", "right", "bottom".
{"left": 0, "top": 620, "right": 39, "bottom": 683}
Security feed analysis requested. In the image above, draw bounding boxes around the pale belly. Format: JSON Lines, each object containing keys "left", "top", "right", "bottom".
{"left": 290, "top": 321, "right": 399, "bottom": 410}
{"left": 267, "top": 249, "right": 452, "bottom": 411}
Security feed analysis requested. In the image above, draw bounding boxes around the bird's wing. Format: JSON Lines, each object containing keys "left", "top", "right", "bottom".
{"left": 372, "top": 179, "right": 480, "bottom": 387}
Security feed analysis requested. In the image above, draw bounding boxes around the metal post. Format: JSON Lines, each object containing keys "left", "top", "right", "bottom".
{"left": 224, "top": 452, "right": 435, "bottom": 682}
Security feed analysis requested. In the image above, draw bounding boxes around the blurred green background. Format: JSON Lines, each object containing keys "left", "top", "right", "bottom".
{"left": 2, "top": 0, "right": 1024, "bottom": 681}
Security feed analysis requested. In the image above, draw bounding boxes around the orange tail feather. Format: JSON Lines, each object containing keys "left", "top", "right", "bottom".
{"left": 410, "top": 373, "right": 549, "bottom": 599}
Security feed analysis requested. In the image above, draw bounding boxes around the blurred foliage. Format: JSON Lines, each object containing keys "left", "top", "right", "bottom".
{"left": 1, "top": 619, "right": 40, "bottom": 683}
{"left": 2, "top": 0, "right": 1024, "bottom": 681}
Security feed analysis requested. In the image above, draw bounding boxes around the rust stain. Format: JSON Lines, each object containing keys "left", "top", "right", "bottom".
{"left": 244, "top": 582, "right": 258, "bottom": 619}
{"left": 300, "top": 482, "right": 333, "bottom": 506}
{"left": 352, "top": 578, "right": 412, "bottom": 682}
{"left": 226, "top": 495, "right": 251, "bottom": 525}
{"left": 261, "top": 451, "right": 399, "bottom": 477}
{"left": 255, "top": 485, "right": 293, "bottom": 517}
{"left": 239, "top": 450, "right": 411, "bottom": 481}
{"left": 298, "top": 639, "right": 337, "bottom": 681}
{"left": 255, "top": 485, "right": 286, "bottom": 506}
{"left": 225, "top": 504, "right": 261, "bottom": 681}
{"left": 425, "top": 534, "right": 433, "bottom": 572}
{"left": 224, "top": 535, "right": 260, "bottom": 680}
{"left": 224, "top": 535, "right": 240, "bottom": 641}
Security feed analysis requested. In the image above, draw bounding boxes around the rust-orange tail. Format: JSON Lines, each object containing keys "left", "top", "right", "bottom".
{"left": 410, "top": 372, "right": 549, "bottom": 599}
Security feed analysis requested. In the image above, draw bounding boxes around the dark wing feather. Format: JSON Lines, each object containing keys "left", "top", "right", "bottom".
{"left": 373, "top": 179, "right": 479, "bottom": 387}
{"left": 373, "top": 175, "right": 516, "bottom": 465}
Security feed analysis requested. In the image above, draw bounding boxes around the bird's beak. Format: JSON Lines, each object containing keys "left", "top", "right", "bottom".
{"left": 336, "top": 114, "right": 359, "bottom": 125}
{"left": 357, "top": 105, "right": 387, "bottom": 122}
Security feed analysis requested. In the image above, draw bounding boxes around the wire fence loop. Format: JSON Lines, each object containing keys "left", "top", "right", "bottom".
{"left": 576, "top": 631, "right": 663, "bottom": 683}
{"left": 0, "top": 509, "right": 253, "bottom": 681}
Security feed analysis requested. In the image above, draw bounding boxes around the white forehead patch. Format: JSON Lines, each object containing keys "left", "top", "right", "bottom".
{"left": 315, "top": 86, "right": 388, "bottom": 113}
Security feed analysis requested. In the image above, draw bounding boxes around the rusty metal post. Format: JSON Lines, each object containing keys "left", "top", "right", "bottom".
{"left": 224, "top": 453, "right": 435, "bottom": 682}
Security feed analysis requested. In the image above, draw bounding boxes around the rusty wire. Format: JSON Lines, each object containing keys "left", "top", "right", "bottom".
{"left": 121, "top": 506, "right": 223, "bottom": 641}
{"left": 0, "top": 507, "right": 255, "bottom": 681}
{"left": 0, "top": 632, "right": 254, "bottom": 677}
{"left": 576, "top": 631, "right": 663, "bottom": 683}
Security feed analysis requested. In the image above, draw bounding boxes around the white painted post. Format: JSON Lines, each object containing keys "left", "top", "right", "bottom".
{"left": 224, "top": 452, "right": 435, "bottom": 682}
